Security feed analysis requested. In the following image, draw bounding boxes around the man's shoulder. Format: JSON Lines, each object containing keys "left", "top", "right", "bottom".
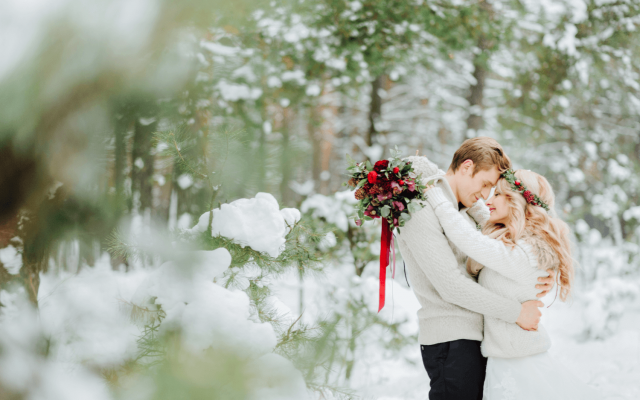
{"left": 398, "top": 201, "right": 440, "bottom": 235}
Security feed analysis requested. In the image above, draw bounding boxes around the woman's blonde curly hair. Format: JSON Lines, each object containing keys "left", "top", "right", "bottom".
{"left": 481, "top": 170, "right": 575, "bottom": 301}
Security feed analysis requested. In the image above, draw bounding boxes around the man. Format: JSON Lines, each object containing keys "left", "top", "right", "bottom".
{"left": 396, "top": 137, "right": 555, "bottom": 400}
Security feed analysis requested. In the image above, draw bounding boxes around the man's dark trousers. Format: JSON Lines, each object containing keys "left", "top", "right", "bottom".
{"left": 420, "top": 339, "right": 487, "bottom": 400}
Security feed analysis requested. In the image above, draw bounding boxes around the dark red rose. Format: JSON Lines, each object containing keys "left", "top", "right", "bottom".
{"left": 374, "top": 160, "right": 389, "bottom": 172}
{"left": 398, "top": 179, "right": 405, "bottom": 185}
{"left": 393, "top": 167, "right": 399, "bottom": 174}
{"left": 379, "top": 181, "right": 392, "bottom": 191}
{"left": 367, "top": 170, "right": 378, "bottom": 184}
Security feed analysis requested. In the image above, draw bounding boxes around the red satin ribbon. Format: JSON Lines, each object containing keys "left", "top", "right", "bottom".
{"left": 379, "top": 219, "right": 392, "bottom": 312}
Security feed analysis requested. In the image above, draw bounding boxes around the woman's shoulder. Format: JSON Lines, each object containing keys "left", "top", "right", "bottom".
{"left": 519, "top": 233, "right": 559, "bottom": 271}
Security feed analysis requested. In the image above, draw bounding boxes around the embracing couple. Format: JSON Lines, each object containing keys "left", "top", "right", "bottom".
{"left": 396, "top": 137, "right": 600, "bottom": 399}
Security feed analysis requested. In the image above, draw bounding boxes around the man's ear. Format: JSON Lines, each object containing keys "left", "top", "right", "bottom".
{"left": 461, "top": 159, "right": 474, "bottom": 176}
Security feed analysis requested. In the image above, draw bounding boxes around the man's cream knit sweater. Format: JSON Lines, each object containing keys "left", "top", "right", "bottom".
{"left": 427, "top": 187, "right": 556, "bottom": 358}
{"left": 396, "top": 156, "right": 522, "bottom": 346}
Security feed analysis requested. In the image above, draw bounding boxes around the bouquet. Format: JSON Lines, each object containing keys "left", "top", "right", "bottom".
{"left": 345, "top": 147, "right": 429, "bottom": 312}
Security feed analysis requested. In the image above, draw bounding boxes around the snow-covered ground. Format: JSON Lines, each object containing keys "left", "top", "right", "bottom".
{"left": 274, "top": 271, "right": 640, "bottom": 399}
{"left": 1, "top": 189, "right": 637, "bottom": 399}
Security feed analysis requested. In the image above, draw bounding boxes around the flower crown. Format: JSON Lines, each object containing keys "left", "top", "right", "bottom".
{"left": 500, "top": 169, "right": 550, "bottom": 212}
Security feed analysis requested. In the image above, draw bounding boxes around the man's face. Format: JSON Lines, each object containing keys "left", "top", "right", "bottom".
{"left": 456, "top": 160, "right": 501, "bottom": 208}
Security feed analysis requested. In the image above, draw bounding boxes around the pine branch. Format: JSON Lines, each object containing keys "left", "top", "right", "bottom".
{"left": 133, "top": 320, "right": 166, "bottom": 368}
{"left": 118, "top": 298, "right": 165, "bottom": 326}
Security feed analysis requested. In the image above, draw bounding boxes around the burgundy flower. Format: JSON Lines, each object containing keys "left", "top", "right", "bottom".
{"left": 393, "top": 201, "right": 405, "bottom": 211}
{"left": 374, "top": 160, "right": 389, "bottom": 172}
{"left": 390, "top": 181, "right": 402, "bottom": 195}
{"left": 364, "top": 204, "right": 375, "bottom": 217}
{"left": 377, "top": 192, "right": 392, "bottom": 201}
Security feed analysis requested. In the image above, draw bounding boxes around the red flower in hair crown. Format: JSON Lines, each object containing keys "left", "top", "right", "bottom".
{"left": 501, "top": 169, "right": 550, "bottom": 212}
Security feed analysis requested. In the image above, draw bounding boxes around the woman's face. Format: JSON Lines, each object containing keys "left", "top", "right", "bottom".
{"left": 486, "top": 189, "right": 510, "bottom": 225}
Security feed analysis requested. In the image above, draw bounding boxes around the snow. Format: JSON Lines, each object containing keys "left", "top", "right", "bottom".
{"left": 190, "top": 192, "right": 296, "bottom": 258}
{"left": 217, "top": 80, "right": 263, "bottom": 102}
{"left": 37, "top": 256, "right": 143, "bottom": 368}
{"left": 0, "top": 194, "right": 312, "bottom": 399}
{"left": 129, "top": 247, "right": 277, "bottom": 355}
{"left": 0, "top": 291, "right": 112, "bottom": 400}
{"left": 200, "top": 40, "right": 240, "bottom": 56}
{"left": 248, "top": 353, "right": 311, "bottom": 400}
{"left": 273, "top": 263, "right": 640, "bottom": 399}
{"left": 281, "top": 70, "right": 307, "bottom": 85}
{"left": 301, "top": 191, "right": 356, "bottom": 232}
{"left": 232, "top": 64, "right": 257, "bottom": 82}
{"left": 176, "top": 173, "right": 193, "bottom": 189}
{"left": 0, "top": 244, "right": 22, "bottom": 274}
{"left": 0, "top": 189, "right": 638, "bottom": 399}
{"left": 289, "top": 179, "right": 315, "bottom": 196}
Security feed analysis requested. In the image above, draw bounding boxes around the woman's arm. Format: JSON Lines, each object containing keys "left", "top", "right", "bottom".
{"left": 467, "top": 200, "right": 490, "bottom": 228}
{"left": 426, "top": 187, "right": 543, "bottom": 283}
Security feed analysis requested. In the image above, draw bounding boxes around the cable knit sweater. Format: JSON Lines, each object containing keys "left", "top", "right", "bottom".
{"left": 426, "top": 186, "right": 557, "bottom": 358}
{"left": 395, "top": 156, "right": 522, "bottom": 346}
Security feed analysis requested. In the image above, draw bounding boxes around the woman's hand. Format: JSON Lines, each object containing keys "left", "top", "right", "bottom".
{"left": 423, "top": 181, "right": 437, "bottom": 194}
{"left": 536, "top": 269, "right": 557, "bottom": 298}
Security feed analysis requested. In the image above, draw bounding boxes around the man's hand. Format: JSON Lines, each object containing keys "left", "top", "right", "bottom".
{"left": 536, "top": 268, "right": 557, "bottom": 298}
{"left": 516, "top": 300, "right": 543, "bottom": 331}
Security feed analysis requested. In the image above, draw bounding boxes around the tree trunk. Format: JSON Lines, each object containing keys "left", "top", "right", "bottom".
{"left": 319, "top": 89, "right": 337, "bottom": 195}
{"left": 131, "top": 117, "right": 157, "bottom": 213}
{"left": 280, "top": 108, "right": 293, "bottom": 206}
{"left": 308, "top": 106, "right": 322, "bottom": 192}
{"left": 257, "top": 127, "right": 267, "bottom": 193}
{"left": 465, "top": 61, "right": 486, "bottom": 136}
{"left": 114, "top": 114, "right": 130, "bottom": 199}
{"left": 465, "top": 1, "right": 494, "bottom": 137}
{"left": 367, "top": 75, "right": 385, "bottom": 148}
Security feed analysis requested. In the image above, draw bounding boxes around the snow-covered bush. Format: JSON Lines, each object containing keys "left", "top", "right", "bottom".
{"left": 0, "top": 192, "right": 335, "bottom": 400}
{"left": 581, "top": 276, "right": 639, "bottom": 340}
{"left": 296, "top": 190, "right": 418, "bottom": 383}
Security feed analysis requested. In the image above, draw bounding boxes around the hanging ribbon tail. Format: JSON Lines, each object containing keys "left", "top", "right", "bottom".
{"left": 379, "top": 219, "right": 392, "bottom": 313}
{"left": 391, "top": 234, "right": 396, "bottom": 279}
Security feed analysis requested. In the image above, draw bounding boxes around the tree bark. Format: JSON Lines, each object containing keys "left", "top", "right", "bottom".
{"left": 367, "top": 75, "right": 385, "bottom": 147}
{"left": 465, "top": 1, "right": 494, "bottom": 137}
{"left": 280, "top": 108, "right": 293, "bottom": 206}
{"left": 308, "top": 106, "right": 322, "bottom": 192}
{"left": 319, "top": 89, "right": 337, "bottom": 195}
{"left": 257, "top": 103, "right": 268, "bottom": 193}
{"left": 131, "top": 117, "right": 157, "bottom": 213}
{"left": 465, "top": 62, "right": 486, "bottom": 135}
{"left": 114, "top": 114, "right": 130, "bottom": 199}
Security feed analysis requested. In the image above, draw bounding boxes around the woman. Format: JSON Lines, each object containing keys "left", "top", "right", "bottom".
{"left": 424, "top": 169, "right": 601, "bottom": 399}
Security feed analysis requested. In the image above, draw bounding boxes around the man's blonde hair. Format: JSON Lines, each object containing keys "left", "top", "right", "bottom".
{"left": 449, "top": 137, "right": 511, "bottom": 175}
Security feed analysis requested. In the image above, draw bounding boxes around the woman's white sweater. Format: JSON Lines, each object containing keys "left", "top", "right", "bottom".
{"left": 427, "top": 187, "right": 557, "bottom": 359}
